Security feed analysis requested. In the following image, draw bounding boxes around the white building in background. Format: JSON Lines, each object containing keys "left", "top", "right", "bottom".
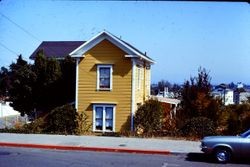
{"left": 157, "top": 87, "right": 175, "bottom": 98}
{"left": 234, "top": 91, "right": 250, "bottom": 104}
{"left": 0, "top": 101, "right": 20, "bottom": 117}
{"left": 211, "top": 88, "right": 234, "bottom": 105}
{"left": 224, "top": 89, "right": 234, "bottom": 105}
{"left": 151, "top": 96, "right": 180, "bottom": 119}
{"left": 0, "top": 101, "right": 28, "bottom": 129}
{"left": 237, "top": 82, "right": 244, "bottom": 89}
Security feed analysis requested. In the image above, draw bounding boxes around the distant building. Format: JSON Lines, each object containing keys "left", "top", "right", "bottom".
{"left": 211, "top": 86, "right": 234, "bottom": 105}
{"left": 211, "top": 82, "right": 250, "bottom": 105}
{"left": 156, "top": 87, "right": 175, "bottom": 98}
{"left": 151, "top": 96, "right": 180, "bottom": 119}
{"left": 234, "top": 90, "right": 250, "bottom": 104}
{"left": 237, "top": 82, "right": 244, "bottom": 89}
{"left": 0, "top": 101, "right": 28, "bottom": 129}
{"left": 0, "top": 101, "right": 20, "bottom": 117}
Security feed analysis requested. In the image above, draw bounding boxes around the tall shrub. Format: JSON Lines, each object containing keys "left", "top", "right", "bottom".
{"left": 46, "top": 104, "right": 77, "bottom": 135}
{"left": 75, "top": 112, "right": 92, "bottom": 135}
{"left": 134, "top": 99, "right": 163, "bottom": 136}
{"left": 180, "top": 116, "right": 216, "bottom": 138}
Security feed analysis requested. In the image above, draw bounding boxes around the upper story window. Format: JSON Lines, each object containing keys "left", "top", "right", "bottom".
{"left": 97, "top": 65, "right": 113, "bottom": 90}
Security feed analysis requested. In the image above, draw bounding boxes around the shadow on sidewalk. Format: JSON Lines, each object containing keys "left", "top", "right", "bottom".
{"left": 185, "top": 153, "right": 250, "bottom": 165}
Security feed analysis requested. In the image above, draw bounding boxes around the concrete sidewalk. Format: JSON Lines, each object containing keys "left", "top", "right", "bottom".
{"left": 0, "top": 133, "right": 201, "bottom": 155}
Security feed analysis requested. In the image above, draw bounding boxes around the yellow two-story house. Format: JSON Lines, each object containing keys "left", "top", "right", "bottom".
{"left": 70, "top": 31, "right": 155, "bottom": 133}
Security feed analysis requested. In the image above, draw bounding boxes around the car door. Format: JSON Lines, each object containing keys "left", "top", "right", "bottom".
{"left": 240, "top": 135, "right": 250, "bottom": 157}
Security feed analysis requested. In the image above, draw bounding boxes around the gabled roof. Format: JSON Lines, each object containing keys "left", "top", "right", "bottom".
{"left": 29, "top": 41, "right": 85, "bottom": 60}
{"left": 69, "top": 31, "right": 155, "bottom": 64}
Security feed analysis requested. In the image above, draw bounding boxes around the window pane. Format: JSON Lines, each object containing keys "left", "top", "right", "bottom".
{"left": 100, "top": 68, "right": 110, "bottom": 78}
{"left": 95, "top": 107, "right": 103, "bottom": 119}
{"left": 99, "top": 67, "right": 110, "bottom": 89}
{"left": 106, "top": 120, "right": 113, "bottom": 131}
{"left": 95, "top": 107, "right": 103, "bottom": 130}
{"left": 105, "top": 107, "right": 113, "bottom": 131}
{"left": 100, "top": 79, "right": 110, "bottom": 88}
{"left": 105, "top": 107, "right": 113, "bottom": 119}
{"left": 95, "top": 120, "right": 103, "bottom": 130}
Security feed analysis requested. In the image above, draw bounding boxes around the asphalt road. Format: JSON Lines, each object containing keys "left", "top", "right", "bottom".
{"left": 0, "top": 147, "right": 250, "bottom": 167}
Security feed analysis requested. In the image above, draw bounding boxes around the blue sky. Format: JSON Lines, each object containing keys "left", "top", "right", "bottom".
{"left": 0, "top": 1, "right": 250, "bottom": 84}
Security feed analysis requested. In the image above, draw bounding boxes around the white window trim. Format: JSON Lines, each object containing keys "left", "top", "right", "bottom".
{"left": 97, "top": 65, "right": 113, "bottom": 91}
{"left": 131, "top": 59, "right": 136, "bottom": 131}
{"left": 93, "top": 104, "right": 116, "bottom": 132}
{"left": 75, "top": 58, "right": 79, "bottom": 110}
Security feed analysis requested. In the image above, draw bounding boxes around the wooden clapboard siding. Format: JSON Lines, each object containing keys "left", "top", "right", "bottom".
{"left": 77, "top": 39, "right": 132, "bottom": 132}
{"left": 134, "top": 62, "right": 150, "bottom": 110}
{"left": 145, "top": 65, "right": 151, "bottom": 98}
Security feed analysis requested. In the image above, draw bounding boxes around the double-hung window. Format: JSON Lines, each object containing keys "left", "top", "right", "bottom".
{"left": 93, "top": 105, "right": 115, "bottom": 132}
{"left": 97, "top": 65, "right": 113, "bottom": 90}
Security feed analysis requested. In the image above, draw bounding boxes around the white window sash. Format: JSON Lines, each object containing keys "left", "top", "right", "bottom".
{"left": 97, "top": 65, "right": 113, "bottom": 90}
{"left": 93, "top": 104, "right": 115, "bottom": 132}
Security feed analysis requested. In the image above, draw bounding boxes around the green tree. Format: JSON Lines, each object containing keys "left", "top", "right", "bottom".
{"left": 32, "top": 52, "right": 62, "bottom": 112}
{"left": 58, "top": 56, "right": 76, "bottom": 104}
{"left": 0, "top": 66, "right": 10, "bottom": 98}
{"left": 180, "top": 67, "right": 219, "bottom": 120}
{"left": 178, "top": 67, "right": 223, "bottom": 138}
{"left": 8, "top": 55, "right": 36, "bottom": 116}
{"left": 7, "top": 53, "right": 75, "bottom": 121}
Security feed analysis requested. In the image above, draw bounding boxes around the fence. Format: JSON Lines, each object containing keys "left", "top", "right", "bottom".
{"left": 0, "top": 115, "right": 28, "bottom": 129}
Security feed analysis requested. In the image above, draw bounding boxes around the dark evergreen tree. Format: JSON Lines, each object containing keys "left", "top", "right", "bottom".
{"left": 8, "top": 55, "right": 36, "bottom": 116}
{"left": 32, "top": 51, "right": 62, "bottom": 113}
{"left": 58, "top": 56, "right": 75, "bottom": 104}
{"left": 180, "top": 67, "right": 221, "bottom": 121}
{"left": 0, "top": 66, "right": 10, "bottom": 98}
{"left": 5, "top": 52, "right": 76, "bottom": 120}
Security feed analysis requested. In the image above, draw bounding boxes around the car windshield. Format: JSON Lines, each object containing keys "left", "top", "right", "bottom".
{"left": 240, "top": 129, "right": 250, "bottom": 138}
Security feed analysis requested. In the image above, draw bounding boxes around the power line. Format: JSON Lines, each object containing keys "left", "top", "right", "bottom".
{"left": 0, "top": 12, "right": 80, "bottom": 60}
{"left": 0, "top": 42, "right": 19, "bottom": 56}
{"left": 0, "top": 12, "right": 60, "bottom": 59}
{"left": 0, "top": 12, "right": 41, "bottom": 42}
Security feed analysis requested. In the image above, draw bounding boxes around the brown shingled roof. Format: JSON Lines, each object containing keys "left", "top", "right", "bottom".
{"left": 29, "top": 41, "right": 85, "bottom": 60}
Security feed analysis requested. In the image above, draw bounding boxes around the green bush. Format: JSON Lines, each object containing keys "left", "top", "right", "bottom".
{"left": 241, "top": 111, "right": 250, "bottom": 131}
{"left": 0, "top": 128, "right": 29, "bottom": 134}
{"left": 75, "top": 112, "right": 92, "bottom": 135}
{"left": 180, "top": 116, "right": 216, "bottom": 138}
{"left": 218, "top": 104, "right": 250, "bottom": 135}
{"left": 46, "top": 104, "right": 77, "bottom": 135}
{"left": 23, "top": 117, "right": 45, "bottom": 133}
{"left": 134, "top": 99, "right": 163, "bottom": 136}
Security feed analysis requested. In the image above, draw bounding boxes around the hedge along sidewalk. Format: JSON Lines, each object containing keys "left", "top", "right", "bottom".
{"left": 0, "top": 133, "right": 201, "bottom": 154}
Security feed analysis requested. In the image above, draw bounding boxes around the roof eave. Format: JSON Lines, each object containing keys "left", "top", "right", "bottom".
{"left": 69, "top": 31, "right": 105, "bottom": 57}
{"left": 69, "top": 30, "right": 155, "bottom": 64}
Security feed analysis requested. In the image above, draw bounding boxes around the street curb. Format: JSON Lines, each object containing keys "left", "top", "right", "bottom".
{"left": 0, "top": 142, "right": 171, "bottom": 155}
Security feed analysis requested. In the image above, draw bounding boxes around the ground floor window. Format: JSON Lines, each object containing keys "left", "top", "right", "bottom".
{"left": 93, "top": 105, "right": 115, "bottom": 132}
